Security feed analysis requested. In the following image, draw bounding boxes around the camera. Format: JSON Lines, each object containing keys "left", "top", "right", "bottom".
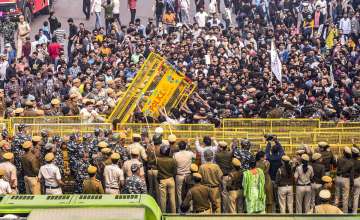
{"left": 264, "top": 134, "right": 276, "bottom": 141}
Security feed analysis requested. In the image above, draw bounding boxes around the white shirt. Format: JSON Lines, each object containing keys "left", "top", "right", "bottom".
{"left": 194, "top": 12, "right": 208, "bottom": 28}
{"left": 112, "top": 0, "right": 120, "bottom": 14}
{"left": 173, "top": 150, "right": 195, "bottom": 175}
{"left": 38, "top": 163, "right": 61, "bottom": 187}
{"left": 0, "top": 162, "right": 17, "bottom": 187}
{"left": 38, "top": 34, "right": 48, "bottom": 44}
{"left": 91, "top": 0, "right": 102, "bottom": 13}
{"left": 339, "top": 18, "right": 352, "bottom": 34}
{"left": 0, "top": 179, "right": 12, "bottom": 194}
{"left": 104, "top": 164, "right": 124, "bottom": 189}
{"left": 180, "top": 0, "right": 190, "bottom": 10}
{"left": 195, "top": 140, "right": 218, "bottom": 164}
{"left": 31, "top": 40, "right": 39, "bottom": 54}
{"left": 0, "top": 60, "right": 8, "bottom": 81}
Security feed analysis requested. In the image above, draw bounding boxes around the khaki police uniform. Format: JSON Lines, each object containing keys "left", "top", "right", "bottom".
{"left": 21, "top": 141, "right": 41, "bottom": 194}
{"left": 83, "top": 166, "right": 104, "bottom": 194}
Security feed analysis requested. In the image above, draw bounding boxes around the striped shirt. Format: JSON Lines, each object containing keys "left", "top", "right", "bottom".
{"left": 53, "top": 29, "right": 66, "bottom": 45}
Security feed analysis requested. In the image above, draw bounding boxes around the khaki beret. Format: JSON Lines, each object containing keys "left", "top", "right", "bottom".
{"left": 111, "top": 153, "right": 120, "bottom": 160}
{"left": 0, "top": 169, "right": 5, "bottom": 176}
{"left": 344, "top": 146, "right": 352, "bottom": 154}
{"left": 98, "top": 141, "right": 108, "bottom": 148}
{"left": 318, "top": 142, "right": 329, "bottom": 147}
{"left": 22, "top": 141, "right": 33, "bottom": 149}
{"left": 312, "top": 153, "right": 322, "bottom": 161}
{"left": 301, "top": 154, "right": 309, "bottom": 161}
{"left": 281, "top": 155, "right": 290, "bottom": 161}
{"left": 219, "top": 141, "right": 228, "bottom": 147}
{"left": 232, "top": 158, "right": 241, "bottom": 167}
{"left": 32, "top": 136, "right": 42, "bottom": 142}
{"left": 190, "top": 164, "right": 198, "bottom": 172}
{"left": 319, "top": 189, "right": 331, "bottom": 200}
{"left": 45, "top": 153, "right": 55, "bottom": 162}
{"left": 87, "top": 165, "right": 97, "bottom": 174}
{"left": 193, "top": 172, "right": 202, "bottom": 179}
{"left": 101, "top": 147, "right": 111, "bottom": 154}
{"left": 14, "top": 108, "right": 24, "bottom": 114}
{"left": 168, "top": 134, "right": 177, "bottom": 142}
{"left": 51, "top": 99, "right": 60, "bottom": 105}
{"left": 321, "top": 176, "right": 332, "bottom": 183}
{"left": 133, "top": 133, "right": 141, "bottom": 138}
{"left": 3, "top": 152, "right": 14, "bottom": 160}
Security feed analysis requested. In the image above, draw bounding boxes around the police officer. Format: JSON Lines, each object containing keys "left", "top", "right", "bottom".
{"left": 180, "top": 173, "right": 218, "bottom": 214}
{"left": 38, "top": 153, "right": 64, "bottom": 195}
{"left": 0, "top": 168, "right": 12, "bottom": 194}
{"left": 67, "top": 134, "right": 81, "bottom": 176}
{"left": 181, "top": 164, "right": 198, "bottom": 207}
{"left": 233, "top": 139, "right": 254, "bottom": 170}
{"left": 199, "top": 150, "right": 223, "bottom": 213}
{"left": 0, "top": 16, "right": 17, "bottom": 47}
{"left": 104, "top": 153, "right": 124, "bottom": 194}
{"left": 311, "top": 153, "right": 325, "bottom": 209}
{"left": 168, "top": 134, "right": 177, "bottom": 154}
{"left": 123, "top": 164, "right": 147, "bottom": 194}
{"left": 52, "top": 136, "right": 65, "bottom": 176}
{"left": 123, "top": 148, "right": 145, "bottom": 180}
{"left": 146, "top": 134, "right": 161, "bottom": 202}
{"left": 11, "top": 124, "right": 30, "bottom": 193}
{"left": 317, "top": 142, "right": 336, "bottom": 175}
{"left": 74, "top": 150, "right": 90, "bottom": 194}
{"left": 227, "top": 158, "right": 244, "bottom": 213}
{"left": 294, "top": 154, "right": 313, "bottom": 213}
{"left": 109, "top": 133, "right": 129, "bottom": 164}
{"left": 31, "top": 136, "right": 42, "bottom": 160}
{"left": 156, "top": 143, "right": 177, "bottom": 213}
{"left": 215, "top": 141, "right": 232, "bottom": 213}
{"left": 83, "top": 165, "right": 104, "bottom": 194}
{"left": 127, "top": 133, "right": 148, "bottom": 162}
{"left": 314, "top": 190, "right": 343, "bottom": 214}
{"left": 0, "top": 152, "right": 17, "bottom": 193}
{"left": 351, "top": 147, "right": 360, "bottom": 213}
{"left": 276, "top": 155, "right": 294, "bottom": 213}
{"left": 20, "top": 141, "right": 40, "bottom": 194}
{"left": 335, "top": 147, "right": 353, "bottom": 213}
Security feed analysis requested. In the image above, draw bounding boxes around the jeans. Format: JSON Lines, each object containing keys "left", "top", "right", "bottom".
{"left": 95, "top": 12, "right": 101, "bottom": 29}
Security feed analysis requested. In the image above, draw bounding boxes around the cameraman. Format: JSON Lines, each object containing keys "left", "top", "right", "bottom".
{"left": 265, "top": 135, "right": 285, "bottom": 181}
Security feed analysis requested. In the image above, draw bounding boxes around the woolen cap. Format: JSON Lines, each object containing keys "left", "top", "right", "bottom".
{"left": 111, "top": 153, "right": 120, "bottom": 160}
{"left": 98, "top": 141, "right": 108, "bottom": 148}
{"left": 32, "top": 136, "right": 42, "bottom": 142}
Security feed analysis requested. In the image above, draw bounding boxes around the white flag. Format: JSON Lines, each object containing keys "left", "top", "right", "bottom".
{"left": 270, "top": 41, "right": 282, "bottom": 83}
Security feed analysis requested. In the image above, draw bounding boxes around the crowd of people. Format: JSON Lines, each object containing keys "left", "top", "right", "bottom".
{"left": 0, "top": 0, "right": 359, "bottom": 124}
{"left": 0, "top": 126, "right": 359, "bottom": 215}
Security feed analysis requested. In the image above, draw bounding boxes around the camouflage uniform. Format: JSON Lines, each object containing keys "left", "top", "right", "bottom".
{"left": 67, "top": 135, "right": 81, "bottom": 176}
{"left": 0, "top": 19, "right": 17, "bottom": 45}
{"left": 123, "top": 175, "right": 147, "bottom": 194}
{"left": 111, "top": 143, "right": 129, "bottom": 163}
{"left": 74, "top": 155, "right": 90, "bottom": 194}
{"left": 53, "top": 136, "right": 65, "bottom": 176}
{"left": 12, "top": 126, "right": 31, "bottom": 194}
{"left": 233, "top": 148, "right": 254, "bottom": 170}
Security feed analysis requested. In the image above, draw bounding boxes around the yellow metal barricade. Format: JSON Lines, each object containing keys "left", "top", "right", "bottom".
{"left": 13, "top": 123, "right": 112, "bottom": 136}
{"left": 222, "top": 118, "right": 320, "bottom": 133}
